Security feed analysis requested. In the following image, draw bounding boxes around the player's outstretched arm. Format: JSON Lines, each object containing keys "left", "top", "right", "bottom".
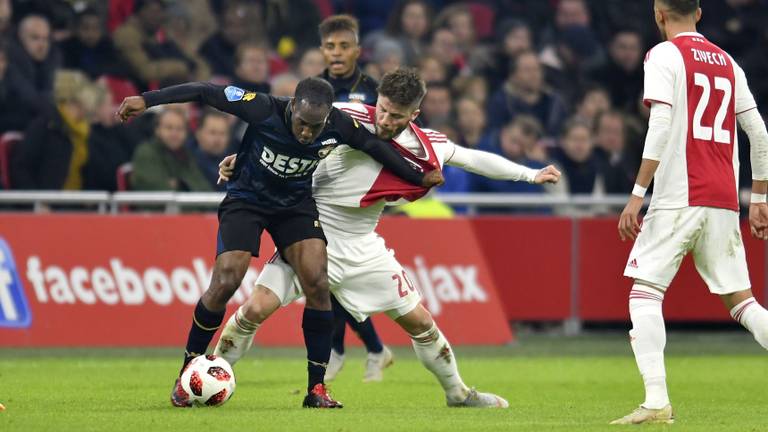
{"left": 445, "top": 144, "right": 560, "bottom": 184}
{"left": 117, "top": 82, "right": 272, "bottom": 123}
{"left": 738, "top": 108, "right": 768, "bottom": 240}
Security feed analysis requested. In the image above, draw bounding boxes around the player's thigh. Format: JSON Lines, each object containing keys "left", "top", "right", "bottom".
{"left": 692, "top": 208, "right": 751, "bottom": 294}
{"left": 335, "top": 254, "right": 421, "bottom": 323}
{"left": 624, "top": 207, "right": 703, "bottom": 289}
{"left": 217, "top": 196, "right": 266, "bottom": 257}
{"left": 256, "top": 251, "right": 303, "bottom": 306}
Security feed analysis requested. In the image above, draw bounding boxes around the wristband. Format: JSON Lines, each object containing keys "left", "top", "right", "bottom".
{"left": 631, "top": 184, "right": 647, "bottom": 198}
{"left": 751, "top": 193, "right": 767, "bottom": 203}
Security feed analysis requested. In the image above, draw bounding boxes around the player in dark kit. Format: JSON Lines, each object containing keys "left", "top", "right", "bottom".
{"left": 317, "top": 14, "right": 391, "bottom": 382}
{"left": 117, "top": 77, "right": 444, "bottom": 408}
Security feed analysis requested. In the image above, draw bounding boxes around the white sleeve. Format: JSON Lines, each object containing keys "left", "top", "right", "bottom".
{"left": 444, "top": 141, "right": 539, "bottom": 183}
{"left": 732, "top": 60, "right": 757, "bottom": 115}
{"left": 641, "top": 102, "right": 673, "bottom": 161}
{"left": 642, "top": 43, "right": 676, "bottom": 107}
{"left": 737, "top": 108, "right": 768, "bottom": 180}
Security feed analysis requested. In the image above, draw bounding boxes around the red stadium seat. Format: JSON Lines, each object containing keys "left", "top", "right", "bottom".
{"left": 116, "top": 162, "right": 133, "bottom": 192}
{"left": 0, "top": 131, "right": 23, "bottom": 189}
{"left": 468, "top": 2, "right": 495, "bottom": 40}
{"left": 312, "top": 0, "right": 334, "bottom": 18}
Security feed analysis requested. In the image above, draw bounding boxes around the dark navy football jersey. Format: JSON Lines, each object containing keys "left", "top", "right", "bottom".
{"left": 321, "top": 67, "right": 378, "bottom": 105}
{"left": 142, "top": 82, "right": 422, "bottom": 208}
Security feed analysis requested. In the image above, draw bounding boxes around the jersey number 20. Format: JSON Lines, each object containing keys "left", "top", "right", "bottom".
{"left": 692, "top": 72, "right": 732, "bottom": 144}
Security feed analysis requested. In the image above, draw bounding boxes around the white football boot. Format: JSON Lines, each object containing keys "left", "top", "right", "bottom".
{"left": 324, "top": 349, "right": 345, "bottom": 381}
{"left": 610, "top": 404, "right": 675, "bottom": 425}
{"left": 447, "top": 388, "right": 509, "bottom": 408}
{"left": 213, "top": 313, "right": 255, "bottom": 366}
{"left": 363, "top": 346, "right": 394, "bottom": 382}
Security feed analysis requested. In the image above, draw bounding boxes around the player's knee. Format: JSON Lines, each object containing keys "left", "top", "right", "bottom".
{"left": 300, "top": 270, "right": 329, "bottom": 298}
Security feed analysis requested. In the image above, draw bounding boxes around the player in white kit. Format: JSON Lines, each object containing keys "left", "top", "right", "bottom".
{"left": 612, "top": 0, "right": 768, "bottom": 425}
{"left": 213, "top": 68, "right": 561, "bottom": 408}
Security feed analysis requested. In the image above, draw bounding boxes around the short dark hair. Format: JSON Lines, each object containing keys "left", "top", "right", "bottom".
{"left": 509, "top": 115, "right": 543, "bottom": 140}
{"left": 234, "top": 42, "right": 268, "bottom": 68}
{"left": 378, "top": 68, "right": 427, "bottom": 107}
{"left": 294, "top": 77, "right": 334, "bottom": 109}
{"left": 659, "top": 0, "right": 699, "bottom": 16}
{"left": 318, "top": 14, "right": 359, "bottom": 42}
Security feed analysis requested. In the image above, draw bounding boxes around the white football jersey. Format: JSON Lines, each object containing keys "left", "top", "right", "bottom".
{"left": 313, "top": 103, "right": 453, "bottom": 235}
{"left": 643, "top": 32, "right": 757, "bottom": 211}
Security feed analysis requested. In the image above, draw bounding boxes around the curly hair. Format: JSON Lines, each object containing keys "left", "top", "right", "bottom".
{"left": 377, "top": 68, "right": 427, "bottom": 108}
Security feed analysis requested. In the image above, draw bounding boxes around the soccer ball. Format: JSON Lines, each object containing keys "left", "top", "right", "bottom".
{"left": 180, "top": 355, "right": 236, "bottom": 407}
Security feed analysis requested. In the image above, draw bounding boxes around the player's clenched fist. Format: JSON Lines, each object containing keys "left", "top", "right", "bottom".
{"left": 217, "top": 154, "right": 237, "bottom": 184}
{"left": 116, "top": 96, "right": 147, "bottom": 122}
{"left": 422, "top": 169, "right": 445, "bottom": 188}
{"left": 533, "top": 165, "right": 561, "bottom": 184}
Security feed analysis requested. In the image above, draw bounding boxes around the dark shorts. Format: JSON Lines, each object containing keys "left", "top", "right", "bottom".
{"left": 216, "top": 195, "right": 326, "bottom": 257}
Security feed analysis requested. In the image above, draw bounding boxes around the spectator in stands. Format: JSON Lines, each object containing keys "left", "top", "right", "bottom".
{"left": 11, "top": 70, "right": 100, "bottom": 190}
{"left": 190, "top": 110, "right": 232, "bottom": 192}
{"left": 270, "top": 72, "right": 300, "bottom": 97}
{"left": 486, "top": 51, "right": 568, "bottom": 137}
{"left": 589, "top": 29, "right": 644, "bottom": 114}
{"left": 0, "top": 39, "right": 28, "bottom": 133}
{"left": 428, "top": 27, "right": 463, "bottom": 81}
{"left": 572, "top": 84, "right": 611, "bottom": 129}
{"left": 263, "top": 0, "right": 321, "bottom": 57}
{"left": 0, "top": 0, "right": 12, "bottom": 39}
{"left": 417, "top": 55, "right": 448, "bottom": 83}
{"left": 81, "top": 84, "right": 141, "bottom": 191}
{"left": 296, "top": 48, "right": 325, "bottom": 79}
{"left": 469, "top": 116, "right": 551, "bottom": 213}
{"left": 452, "top": 75, "right": 489, "bottom": 107}
{"left": 131, "top": 108, "right": 211, "bottom": 192}
{"left": 552, "top": 119, "right": 602, "bottom": 194}
{"left": 434, "top": 4, "right": 476, "bottom": 57}
{"left": 593, "top": 110, "right": 634, "bottom": 194}
{"left": 384, "top": 0, "right": 432, "bottom": 66}
{"left": 420, "top": 81, "right": 453, "bottom": 128}
{"left": 198, "top": 2, "right": 252, "bottom": 79}
{"left": 60, "top": 8, "right": 121, "bottom": 80}
{"left": 113, "top": 0, "right": 209, "bottom": 90}
{"left": 455, "top": 98, "right": 488, "bottom": 149}
{"left": 231, "top": 42, "right": 271, "bottom": 94}
{"left": 364, "top": 37, "right": 405, "bottom": 81}
{"left": 698, "top": 0, "right": 768, "bottom": 59}
{"left": 7, "top": 14, "right": 60, "bottom": 117}
{"left": 482, "top": 19, "right": 533, "bottom": 89}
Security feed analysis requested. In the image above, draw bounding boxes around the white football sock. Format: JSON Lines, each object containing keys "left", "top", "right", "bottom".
{"left": 410, "top": 323, "right": 468, "bottom": 402}
{"left": 730, "top": 297, "right": 768, "bottom": 349}
{"left": 233, "top": 306, "right": 261, "bottom": 334}
{"left": 628, "top": 283, "right": 669, "bottom": 409}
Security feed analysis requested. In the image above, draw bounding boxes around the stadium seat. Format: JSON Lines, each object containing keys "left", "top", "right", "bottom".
{"left": 468, "top": 2, "right": 495, "bottom": 40}
{"left": 116, "top": 162, "right": 133, "bottom": 192}
{"left": 312, "top": 0, "right": 334, "bottom": 18}
{"left": 0, "top": 131, "right": 23, "bottom": 189}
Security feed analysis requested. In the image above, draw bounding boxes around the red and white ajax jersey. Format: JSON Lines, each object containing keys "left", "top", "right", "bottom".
{"left": 643, "top": 32, "right": 756, "bottom": 211}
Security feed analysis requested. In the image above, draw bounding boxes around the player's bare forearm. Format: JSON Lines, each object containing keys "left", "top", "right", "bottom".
{"left": 634, "top": 158, "right": 660, "bottom": 188}
{"left": 752, "top": 180, "right": 768, "bottom": 194}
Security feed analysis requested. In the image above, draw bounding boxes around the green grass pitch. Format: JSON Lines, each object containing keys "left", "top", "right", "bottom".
{"left": 1, "top": 332, "right": 766, "bottom": 431}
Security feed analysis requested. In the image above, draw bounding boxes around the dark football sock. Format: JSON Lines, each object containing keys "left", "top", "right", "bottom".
{"left": 330, "top": 295, "right": 348, "bottom": 355}
{"left": 333, "top": 295, "right": 383, "bottom": 354}
{"left": 181, "top": 300, "right": 225, "bottom": 375}
{"left": 302, "top": 307, "right": 334, "bottom": 392}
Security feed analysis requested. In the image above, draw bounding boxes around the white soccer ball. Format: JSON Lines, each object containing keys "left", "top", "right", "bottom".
{"left": 180, "top": 355, "right": 236, "bottom": 407}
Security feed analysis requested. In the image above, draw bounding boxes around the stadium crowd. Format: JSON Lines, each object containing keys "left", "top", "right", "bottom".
{"left": 0, "top": 0, "right": 766, "bottom": 213}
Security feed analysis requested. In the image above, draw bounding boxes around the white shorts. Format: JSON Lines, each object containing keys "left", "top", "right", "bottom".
{"left": 256, "top": 229, "right": 422, "bottom": 322}
{"left": 624, "top": 206, "right": 750, "bottom": 294}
